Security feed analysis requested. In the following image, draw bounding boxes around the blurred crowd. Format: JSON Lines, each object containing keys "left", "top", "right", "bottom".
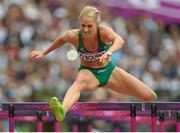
{"left": 0, "top": 0, "right": 179, "bottom": 132}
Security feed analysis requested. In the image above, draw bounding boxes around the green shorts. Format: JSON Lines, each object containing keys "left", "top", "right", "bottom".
{"left": 79, "top": 61, "right": 116, "bottom": 87}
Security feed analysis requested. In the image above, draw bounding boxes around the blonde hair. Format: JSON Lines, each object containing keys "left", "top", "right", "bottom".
{"left": 79, "top": 6, "right": 101, "bottom": 24}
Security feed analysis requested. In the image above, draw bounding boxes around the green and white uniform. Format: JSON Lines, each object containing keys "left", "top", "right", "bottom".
{"left": 77, "top": 28, "right": 115, "bottom": 87}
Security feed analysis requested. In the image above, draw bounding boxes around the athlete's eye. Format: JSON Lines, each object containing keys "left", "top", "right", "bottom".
{"left": 87, "top": 25, "right": 92, "bottom": 28}
{"left": 81, "top": 24, "right": 85, "bottom": 28}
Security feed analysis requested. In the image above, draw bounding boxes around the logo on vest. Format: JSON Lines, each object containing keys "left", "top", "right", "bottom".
{"left": 98, "top": 69, "right": 107, "bottom": 73}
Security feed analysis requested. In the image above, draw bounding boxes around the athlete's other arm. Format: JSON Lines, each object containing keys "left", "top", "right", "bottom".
{"left": 99, "top": 26, "right": 125, "bottom": 63}
{"left": 29, "top": 30, "right": 76, "bottom": 61}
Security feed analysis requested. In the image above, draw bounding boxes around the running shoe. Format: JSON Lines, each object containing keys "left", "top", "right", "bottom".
{"left": 49, "top": 97, "right": 65, "bottom": 121}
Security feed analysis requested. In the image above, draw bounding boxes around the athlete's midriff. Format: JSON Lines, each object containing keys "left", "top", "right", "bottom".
{"left": 80, "top": 59, "right": 110, "bottom": 68}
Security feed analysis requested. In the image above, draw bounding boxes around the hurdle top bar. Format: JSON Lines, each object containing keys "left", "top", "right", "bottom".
{"left": 2, "top": 102, "right": 142, "bottom": 111}
{"left": 145, "top": 102, "right": 180, "bottom": 110}
{"left": 2, "top": 102, "right": 180, "bottom": 111}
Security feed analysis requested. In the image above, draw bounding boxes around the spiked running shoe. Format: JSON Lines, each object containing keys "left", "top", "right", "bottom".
{"left": 49, "top": 97, "right": 65, "bottom": 121}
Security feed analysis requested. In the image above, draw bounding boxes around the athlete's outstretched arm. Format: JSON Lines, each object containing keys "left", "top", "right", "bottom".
{"left": 106, "top": 27, "right": 125, "bottom": 54}
{"left": 29, "top": 30, "right": 76, "bottom": 61}
{"left": 100, "top": 26, "right": 125, "bottom": 63}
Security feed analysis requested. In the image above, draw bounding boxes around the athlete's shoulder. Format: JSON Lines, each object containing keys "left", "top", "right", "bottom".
{"left": 98, "top": 25, "right": 114, "bottom": 42}
{"left": 66, "top": 29, "right": 80, "bottom": 38}
{"left": 98, "top": 25, "right": 123, "bottom": 43}
{"left": 65, "top": 29, "right": 80, "bottom": 48}
{"left": 99, "top": 25, "right": 114, "bottom": 34}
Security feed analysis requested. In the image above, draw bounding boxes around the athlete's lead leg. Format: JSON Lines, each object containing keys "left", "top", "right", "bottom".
{"left": 50, "top": 69, "right": 99, "bottom": 121}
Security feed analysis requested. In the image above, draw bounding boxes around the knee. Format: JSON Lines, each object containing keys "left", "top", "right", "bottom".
{"left": 141, "top": 91, "right": 157, "bottom": 102}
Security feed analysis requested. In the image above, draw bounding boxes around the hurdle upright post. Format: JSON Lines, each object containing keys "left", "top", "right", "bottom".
{"left": 87, "top": 124, "right": 93, "bottom": 132}
{"left": 72, "top": 122, "right": 78, "bottom": 132}
{"left": 159, "top": 111, "right": 165, "bottom": 132}
{"left": 130, "top": 104, "right": 136, "bottom": 132}
{"left": 54, "top": 120, "right": 61, "bottom": 132}
{"left": 176, "top": 111, "right": 180, "bottom": 132}
{"left": 151, "top": 104, "right": 157, "bottom": 132}
{"left": 37, "top": 111, "right": 43, "bottom": 132}
{"left": 8, "top": 104, "right": 15, "bottom": 132}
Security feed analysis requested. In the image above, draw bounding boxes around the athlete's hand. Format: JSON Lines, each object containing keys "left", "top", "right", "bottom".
{"left": 29, "top": 50, "right": 45, "bottom": 61}
{"left": 99, "top": 52, "right": 112, "bottom": 63}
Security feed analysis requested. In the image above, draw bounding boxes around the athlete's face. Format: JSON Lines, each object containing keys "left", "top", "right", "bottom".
{"left": 80, "top": 16, "right": 98, "bottom": 37}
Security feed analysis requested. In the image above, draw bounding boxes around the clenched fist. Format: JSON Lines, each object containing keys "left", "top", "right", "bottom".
{"left": 29, "top": 51, "right": 45, "bottom": 61}
{"left": 99, "top": 52, "right": 112, "bottom": 64}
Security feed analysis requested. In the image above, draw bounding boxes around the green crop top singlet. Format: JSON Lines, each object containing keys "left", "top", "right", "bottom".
{"left": 77, "top": 28, "right": 116, "bottom": 87}
{"left": 77, "top": 28, "right": 111, "bottom": 62}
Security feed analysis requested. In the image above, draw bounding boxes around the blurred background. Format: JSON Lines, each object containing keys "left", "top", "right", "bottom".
{"left": 0, "top": 0, "right": 179, "bottom": 132}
